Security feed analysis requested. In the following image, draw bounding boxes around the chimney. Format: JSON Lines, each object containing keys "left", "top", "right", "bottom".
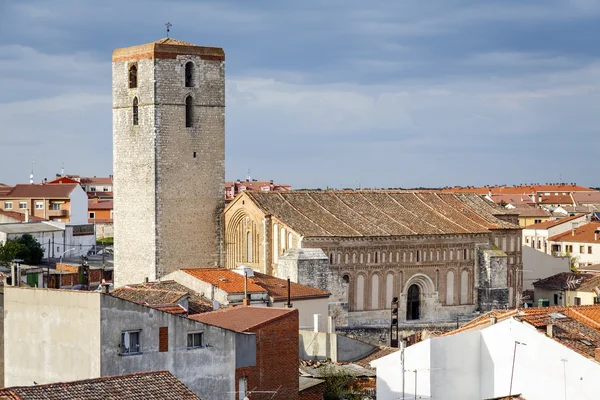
{"left": 595, "top": 348, "right": 600, "bottom": 363}
{"left": 490, "top": 316, "right": 498, "bottom": 325}
{"left": 101, "top": 283, "right": 110, "bottom": 294}
{"left": 23, "top": 208, "right": 29, "bottom": 223}
{"left": 93, "top": 197, "right": 99, "bottom": 204}
{"left": 242, "top": 298, "right": 251, "bottom": 306}
{"left": 572, "top": 222, "right": 578, "bottom": 236}
{"left": 547, "top": 324, "right": 553, "bottom": 338}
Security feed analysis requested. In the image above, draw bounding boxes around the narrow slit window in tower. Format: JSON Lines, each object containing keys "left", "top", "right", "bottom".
{"left": 185, "top": 62, "right": 194, "bottom": 87}
{"left": 129, "top": 64, "right": 137, "bottom": 88}
{"left": 132, "top": 97, "right": 139, "bottom": 125}
{"left": 185, "top": 96, "right": 193, "bottom": 127}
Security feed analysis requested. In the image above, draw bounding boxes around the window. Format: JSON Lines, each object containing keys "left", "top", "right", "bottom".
{"left": 18, "top": 202, "right": 27, "bottom": 209}
{"left": 35, "top": 201, "right": 43, "bottom": 210}
{"left": 89, "top": 212, "right": 95, "bottom": 219}
{"left": 574, "top": 296, "right": 582, "bottom": 306}
{"left": 185, "top": 96, "right": 193, "bottom": 127}
{"left": 187, "top": 332, "right": 204, "bottom": 348}
{"left": 129, "top": 64, "right": 137, "bottom": 88}
{"left": 51, "top": 203, "right": 61, "bottom": 210}
{"left": 580, "top": 246, "right": 585, "bottom": 253}
{"left": 159, "top": 327, "right": 168, "bottom": 352}
{"left": 566, "top": 245, "right": 573, "bottom": 253}
{"left": 120, "top": 330, "right": 141, "bottom": 354}
{"left": 463, "top": 249, "right": 468, "bottom": 260}
{"left": 90, "top": 187, "right": 96, "bottom": 192}
{"left": 185, "top": 62, "right": 194, "bottom": 87}
{"left": 554, "top": 293, "right": 559, "bottom": 305}
{"left": 589, "top": 246, "right": 593, "bottom": 254}
{"left": 193, "top": 151, "right": 197, "bottom": 159}
{"left": 103, "top": 187, "right": 109, "bottom": 192}
{"left": 133, "top": 97, "right": 139, "bottom": 125}
{"left": 416, "top": 250, "right": 420, "bottom": 263}
{"left": 534, "top": 219, "right": 542, "bottom": 224}
{"left": 4, "top": 202, "right": 12, "bottom": 210}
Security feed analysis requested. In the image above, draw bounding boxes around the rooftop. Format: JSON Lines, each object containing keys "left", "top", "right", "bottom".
{"left": 182, "top": 268, "right": 266, "bottom": 294}
{"left": 251, "top": 271, "right": 330, "bottom": 301}
{"left": 0, "top": 370, "right": 200, "bottom": 399}
{"left": 573, "top": 191, "right": 600, "bottom": 204}
{"left": 0, "top": 222, "right": 63, "bottom": 234}
{"left": 113, "top": 38, "right": 224, "bottom": 63}
{"left": 523, "top": 214, "right": 584, "bottom": 230}
{"left": 548, "top": 221, "right": 600, "bottom": 244}
{"left": 189, "top": 305, "right": 297, "bottom": 332}
{"left": 88, "top": 199, "right": 113, "bottom": 210}
{"left": 240, "top": 191, "right": 519, "bottom": 238}
{"left": 532, "top": 272, "right": 600, "bottom": 291}
{"left": 80, "top": 177, "right": 113, "bottom": 185}
{"left": 0, "top": 184, "right": 79, "bottom": 199}
{"left": 0, "top": 210, "right": 45, "bottom": 222}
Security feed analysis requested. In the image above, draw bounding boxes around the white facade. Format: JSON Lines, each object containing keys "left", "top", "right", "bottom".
{"left": 522, "top": 245, "right": 570, "bottom": 291}
{"left": 68, "top": 185, "right": 89, "bottom": 225}
{"left": 522, "top": 214, "right": 588, "bottom": 255}
{"left": 547, "top": 239, "right": 600, "bottom": 267}
{"left": 372, "top": 318, "right": 600, "bottom": 400}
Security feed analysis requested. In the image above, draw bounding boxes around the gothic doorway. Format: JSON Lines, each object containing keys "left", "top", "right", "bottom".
{"left": 406, "top": 284, "right": 420, "bottom": 320}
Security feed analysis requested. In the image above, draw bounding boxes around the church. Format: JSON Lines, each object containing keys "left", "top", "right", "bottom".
{"left": 223, "top": 190, "right": 523, "bottom": 325}
{"left": 110, "top": 37, "right": 522, "bottom": 326}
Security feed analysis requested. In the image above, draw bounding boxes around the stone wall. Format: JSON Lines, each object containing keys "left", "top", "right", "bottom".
{"left": 113, "top": 43, "right": 224, "bottom": 287}
{"left": 477, "top": 245, "right": 509, "bottom": 311}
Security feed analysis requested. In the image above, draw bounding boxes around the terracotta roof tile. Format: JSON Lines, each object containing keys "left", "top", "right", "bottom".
{"left": 524, "top": 214, "right": 584, "bottom": 229}
{"left": 182, "top": 268, "right": 266, "bottom": 294}
{"left": 513, "top": 207, "right": 551, "bottom": 218}
{"left": 251, "top": 271, "right": 330, "bottom": 301}
{"left": 0, "top": 210, "right": 45, "bottom": 222}
{"left": 548, "top": 221, "right": 600, "bottom": 244}
{"left": 111, "top": 287, "right": 187, "bottom": 305}
{"left": 189, "top": 305, "right": 297, "bottom": 332}
{"left": 0, "top": 370, "right": 200, "bottom": 399}
{"left": 538, "top": 194, "right": 573, "bottom": 205}
{"left": 88, "top": 199, "right": 113, "bottom": 210}
{"left": 573, "top": 191, "right": 600, "bottom": 204}
{"left": 0, "top": 184, "right": 79, "bottom": 199}
{"left": 80, "top": 177, "right": 113, "bottom": 185}
{"left": 244, "top": 191, "right": 519, "bottom": 238}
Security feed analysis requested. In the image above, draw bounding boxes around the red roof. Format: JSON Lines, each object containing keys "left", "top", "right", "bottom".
{"left": 189, "top": 305, "right": 297, "bottom": 332}
{"left": 251, "top": 271, "right": 330, "bottom": 301}
{"left": 88, "top": 199, "right": 113, "bottom": 210}
{"left": 0, "top": 370, "right": 200, "bottom": 399}
{"left": 48, "top": 177, "right": 80, "bottom": 185}
{"left": 548, "top": 221, "right": 600, "bottom": 243}
{"left": 182, "top": 268, "right": 266, "bottom": 294}
{"left": 0, "top": 210, "right": 45, "bottom": 222}
{"left": 573, "top": 191, "right": 600, "bottom": 204}
{"left": 524, "top": 214, "right": 583, "bottom": 230}
{"left": 80, "top": 177, "right": 113, "bottom": 185}
{"left": 1, "top": 184, "right": 79, "bottom": 198}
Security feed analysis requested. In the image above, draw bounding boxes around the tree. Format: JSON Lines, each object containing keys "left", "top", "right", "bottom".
{"left": 0, "top": 234, "right": 44, "bottom": 266}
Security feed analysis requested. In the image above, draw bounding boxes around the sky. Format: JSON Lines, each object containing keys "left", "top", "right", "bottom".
{"left": 0, "top": 0, "right": 599, "bottom": 189}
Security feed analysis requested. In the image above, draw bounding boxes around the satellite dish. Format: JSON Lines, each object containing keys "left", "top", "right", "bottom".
{"left": 123, "top": 331, "right": 130, "bottom": 351}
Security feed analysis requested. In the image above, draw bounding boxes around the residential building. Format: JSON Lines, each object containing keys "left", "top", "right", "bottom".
{"left": 485, "top": 193, "right": 535, "bottom": 209}
{"left": 111, "top": 280, "right": 213, "bottom": 315}
{"left": 522, "top": 214, "right": 588, "bottom": 255}
{"left": 224, "top": 190, "right": 523, "bottom": 326}
{"left": 513, "top": 206, "right": 552, "bottom": 227}
{"left": 547, "top": 221, "right": 600, "bottom": 267}
{"left": 88, "top": 197, "right": 113, "bottom": 239}
{"left": 0, "top": 183, "right": 88, "bottom": 224}
{"left": 572, "top": 191, "right": 600, "bottom": 206}
{"left": 190, "top": 306, "right": 299, "bottom": 400}
{"left": 0, "top": 221, "right": 95, "bottom": 260}
{"left": 533, "top": 272, "right": 600, "bottom": 306}
{"left": 0, "top": 371, "right": 200, "bottom": 400}
{"left": 225, "top": 179, "right": 291, "bottom": 201}
{"left": 443, "top": 183, "right": 594, "bottom": 197}
{"left": 80, "top": 176, "right": 114, "bottom": 196}
{"left": 3, "top": 286, "right": 256, "bottom": 399}
{"left": 0, "top": 209, "right": 44, "bottom": 223}
{"left": 371, "top": 306, "right": 600, "bottom": 399}
{"left": 113, "top": 38, "right": 225, "bottom": 287}
{"left": 163, "top": 266, "right": 330, "bottom": 328}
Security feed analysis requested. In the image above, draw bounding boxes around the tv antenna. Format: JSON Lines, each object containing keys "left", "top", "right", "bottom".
{"left": 30, "top": 157, "right": 35, "bottom": 184}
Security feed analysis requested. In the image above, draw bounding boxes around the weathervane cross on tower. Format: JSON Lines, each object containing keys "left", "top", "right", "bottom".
{"left": 165, "top": 22, "right": 172, "bottom": 37}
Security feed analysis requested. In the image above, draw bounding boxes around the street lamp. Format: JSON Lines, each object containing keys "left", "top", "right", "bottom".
{"left": 58, "top": 248, "right": 76, "bottom": 289}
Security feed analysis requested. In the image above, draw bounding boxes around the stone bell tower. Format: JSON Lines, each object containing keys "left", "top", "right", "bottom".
{"left": 112, "top": 38, "right": 225, "bottom": 286}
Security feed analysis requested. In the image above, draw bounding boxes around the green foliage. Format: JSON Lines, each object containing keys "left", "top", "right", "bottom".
{"left": 562, "top": 252, "right": 580, "bottom": 273}
{"left": 96, "top": 237, "right": 114, "bottom": 245}
{"left": 0, "top": 234, "right": 44, "bottom": 266}
{"left": 320, "top": 365, "right": 365, "bottom": 400}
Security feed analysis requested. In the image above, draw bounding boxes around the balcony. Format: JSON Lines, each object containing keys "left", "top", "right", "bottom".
{"left": 48, "top": 209, "right": 68, "bottom": 217}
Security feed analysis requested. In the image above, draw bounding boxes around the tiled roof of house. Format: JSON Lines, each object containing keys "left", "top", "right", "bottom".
{"left": 0, "top": 210, "right": 45, "bottom": 222}
{"left": 561, "top": 204, "right": 600, "bottom": 214}
{"left": 523, "top": 214, "right": 583, "bottom": 230}
{"left": 489, "top": 194, "right": 535, "bottom": 207}
{"left": 115, "top": 280, "right": 212, "bottom": 314}
{"left": 243, "top": 191, "right": 518, "bottom": 238}
{"left": 548, "top": 221, "right": 600, "bottom": 244}
{"left": 354, "top": 346, "right": 399, "bottom": 369}
{"left": 572, "top": 191, "right": 600, "bottom": 204}
{"left": 182, "top": 268, "right": 266, "bottom": 294}
{"left": 513, "top": 206, "right": 551, "bottom": 218}
{"left": 88, "top": 199, "right": 113, "bottom": 210}
{"left": 47, "top": 177, "right": 80, "bottom": 185}
{"left": 251, "top": 271, "right": 330, "bottom": 301}
{"left": 0, "top": 370, "right": 200, "bottom": 399}
{"left": 111, "top": 286, "right": 188, "bottom": 305}
{"left": 532, "top": 272, "right": 600, "bottom": 291}
{"left": 0, "top": 184, "right": 79, "bottom": 199}
{"left": 189, "top": 305, "right": 297, "bottom": 332}
{"left": 0, "top": 185, "right": 13, "bottom": 196}
{"left": 80, "top": 177, "right": 113, "bottom": 185}
{"left": 443, "top": 184, "right": 591, "bottom": 195}
{"left": 111, "top": 280, "right": 213, "bottom": 314}
{"left": 538, "top": 194, "right": 574, "bottom": 205}
{"left": 112, "top": 38, "right": 224, "bottom": 62}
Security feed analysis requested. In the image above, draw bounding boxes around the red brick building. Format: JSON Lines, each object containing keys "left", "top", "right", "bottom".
{"left": 190, "top": 306, "right": 299, "bottom": 400}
